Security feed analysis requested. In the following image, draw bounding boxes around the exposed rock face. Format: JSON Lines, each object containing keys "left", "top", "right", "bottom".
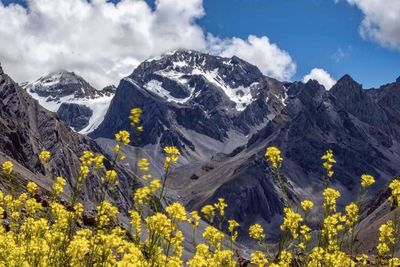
{"left": 57, "top": 103, "right": 93, "bottom": 131}
{"left": 0, "top": 64, "right": 138, "bottom": 214}
{"left": 23, "top": 71, "right": 115, "bottom": 134}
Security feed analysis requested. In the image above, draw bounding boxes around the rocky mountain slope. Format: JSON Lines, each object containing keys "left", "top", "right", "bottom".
{"left": 0, "top": 63, "right": 136, "bottom": 215}
{"left": 23, "top": 71, "right": 115, "bottom": 133}
{"left": 90, "top": 50, "right": 400, "bottom": 242}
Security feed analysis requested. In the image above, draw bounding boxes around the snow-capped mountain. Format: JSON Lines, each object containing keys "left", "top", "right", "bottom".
{"left": 92, "top": 49, "right": 288, "bottom": 156}
{"left": 23, "top": 71, "right": 115, "bottom": 133}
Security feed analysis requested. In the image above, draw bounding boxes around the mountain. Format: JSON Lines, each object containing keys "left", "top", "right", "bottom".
{"left": 90, "top": 50, "right": 400, "bottom": 242}
{"left": 0, "top": 63, "right": 136, "bottom": 215}
{"left": 91, "top": 49, "right": 287, "bottom": 159}
{"left": 23, "top": 71, "right": 115, "bottom": 133}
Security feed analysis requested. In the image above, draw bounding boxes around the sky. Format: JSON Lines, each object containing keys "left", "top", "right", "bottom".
{"left": 0, "top": 0, "right": 399, "bottom": 89}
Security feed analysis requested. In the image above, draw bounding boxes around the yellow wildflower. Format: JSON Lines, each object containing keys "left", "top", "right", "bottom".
{"left": 2, "top": 161, "right": 13, "bottom": 176}
{"left": 93, "top": 154, "right": 105, "bottom": 169}
{"left": 228, "top": 219, "right": 239, "bottom": 241}
{"left": 388, "top": 258, "right": 400, "bottom": 267}
{"left": 130, "top": 210, "right": 142, "bottom": 239}
{"left": 129, "top": 108, "right": 142, "bottom": 125}
{"left": 301, "top": 200, "right": 314, "bottom": 212}
{"left": 138, "top": 158, "right": 150, "bottom": 172}
{"left": 201, "top": 204, "right": 215, "bottom": 222}
{"left": 377, "top": 220, "right": 395, "bottom": 257}
{"left": 356, "top": 254, "right": 368, "bottom": 266}
{"left": 203, "top": 226, "right": 224, "bottom": 247}
{"left": 345, "top": 202, "right": 359, "bottom": 229}
{"left": 189, "top": 211, "right": 200, "bottom": 228}
{"left": 321, "top": 149, "right": 336, "bottom": 178}
{"left": 271, "top": 250, "right": 292, "bottom": 267}
{"left": 78, "top": 165, "right": 90, "bottom": 183}
{"left": 360, "top": 174, "right": 375, "bottom": 188}
{"left": 115, "top": 130, "right": 130, "bottom": 145}
{"left": 265, "top": 146, "right": 283, "bottom": 169}
{"left": 149, "top": 179, "right": 161, "bottom": 193}
{"left": 145, "top": 212, "right": 173, "bottom": 237}
{"left": 133, "top": 186, "right": 151, "bottom": 206}
{"left": 52, "top": 176, "right": 66, "bottom": 196}
{"left": 97, "top": 200, "right": 118, "bottom": 228}
{"left": 113, "top": 144, "right": 121, "bottom": 153}
{"left": 164, "top": 146, "right": 180, "bottom": 170}
{"left": 39, "top": 150, "right": 51, "bottom": 163}
{"left": 214, "top": 198, "right": 228, "bottom": 216}
{"left": 249, "top": 224, "right": 265, "bottom": 241}
{"left": 280, "top": 207, "right": 303, "bottom": 239}
{"left": 27, "top": 181, "right": 38, "bottom": 194}
{"left": 323, "top": 187, "right": 340, "bottom": 213}
{"left": 251, "top": 251, "right": 268, "bottom": 267}
{"left": 104, "top": 170, "right": 118, "bottom": 184}
{"left": 389, "top": 179, "right": 400, "bottom": 207}
{"left": 119, "top": 153, "right": 126, "bottom": 161}
{"left": 80, "top": 150, "right": 94, "bottom": 166}
{"left": 166, "top": 202, "right": 187, "bottom": 221}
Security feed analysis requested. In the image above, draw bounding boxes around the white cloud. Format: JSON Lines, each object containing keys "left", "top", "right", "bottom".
{"left": 303, "top": 68, "right": 336, "bottom": 90}
{"left": 339, "top": 0, "right": 400, "bottom": 49}
{"left": 207, "top": 35, "right": 296, "bottom": 82}
{"left": 0, "top": 0, "right": 296, "bottom": 88}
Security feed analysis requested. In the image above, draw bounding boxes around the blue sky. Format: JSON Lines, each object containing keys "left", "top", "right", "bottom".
{"left": 1, "top": 0, "right": 399, "bottom": 88}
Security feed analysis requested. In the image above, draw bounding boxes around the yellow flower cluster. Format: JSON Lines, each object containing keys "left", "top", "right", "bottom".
{"left": 52, "top": 176, "right": 66, "bottom": 196}
{"left": 377, "top": 220, "right": 395, "bottom": 257}
{"left": 344, "top": 202, "right": 359, "bottom": 229}
{"left": 280, "top": 207, "right": 303, "bottom": 239}
{"left": 323, "top": 187, "right": 340, "bottom": 213}
{"left": 301, "top": 199, "right": 314, "bottom": 212}
{"left": 166, "top": 202, "right": 187, "bottom": 221}
{"left": 249, "top": 223, "right": 265, "bottom": 241}
{"left": 27, "top": 181, "right": 38, "bottom": 194}
{"left": 228, "top": 219, "right": 239, "bottom": 241}
{"left": 389, "top": 178, "right": 400, "bottom": 207}
{"left": 39, "top": 150, "right": 51, "bottom": 163}
{"left": 201, "top": 204, "right": 215, "bottom": 223}
{"left": 265, "top": 146, "right": 283, "bottom": 169}
{"left": 321, "top": 149, "right": 336, "bottom": 178}
{"left": 115, "top": 130, "right": 130, "bottom": 145}
{"left": 203, "top": 226, "right": 224, "bottom": 248}
{"left": 1, "top": 160, "right": 13, "bottom": 176}
{"left": 138, "top": 157, "right": 150, "bottom": 172}
{"left": 360, "top": 174, "right": 375, "bottom": 188}
{"left": 164, "top": 146, "right": 180, "bottom": 171}
{"left": 214, "top": 198, "right": 228, "bottom": 216}
{"left": 250, "top": 251, "right": 268, "bottom": 267}
{"left": 129, "top": 108, "right": 143, "bottom": 131}
{"left": 104, "top": 169, "right": 118, "bottom": 185}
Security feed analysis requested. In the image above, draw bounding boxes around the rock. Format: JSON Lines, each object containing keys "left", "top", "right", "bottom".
{"left": 57, "top": 103, "right": 93, "bottom": 131}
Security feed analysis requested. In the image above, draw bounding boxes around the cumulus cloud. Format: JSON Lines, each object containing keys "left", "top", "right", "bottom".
{"left": 303, "top": 68, "right": 336, "bottom": 90}
{"left": 207, "top": 35, "right": 296, "bottom": 81}
{"left": 339, "top": 0, "right": 400, "bottom": 49}
{"left": 0, "top": 0, "right": 296, "bottom": 88}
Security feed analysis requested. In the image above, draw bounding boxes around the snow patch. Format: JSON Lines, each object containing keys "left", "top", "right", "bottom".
{"left": 143, "top": 80, "right": 192, "bottom": 104}
{"left": 27, "top": 90, "right": 113, "bottom": 134}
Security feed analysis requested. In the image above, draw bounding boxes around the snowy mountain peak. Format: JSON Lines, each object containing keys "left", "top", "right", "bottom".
{"left": 25, "top": 70, "right": 101, "bottom": 101}
{"left": 132, "top": 50, "right": 265, "bottom": 111}
{"left": 23, "top": 71, "right": 114, "bottom": 134}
